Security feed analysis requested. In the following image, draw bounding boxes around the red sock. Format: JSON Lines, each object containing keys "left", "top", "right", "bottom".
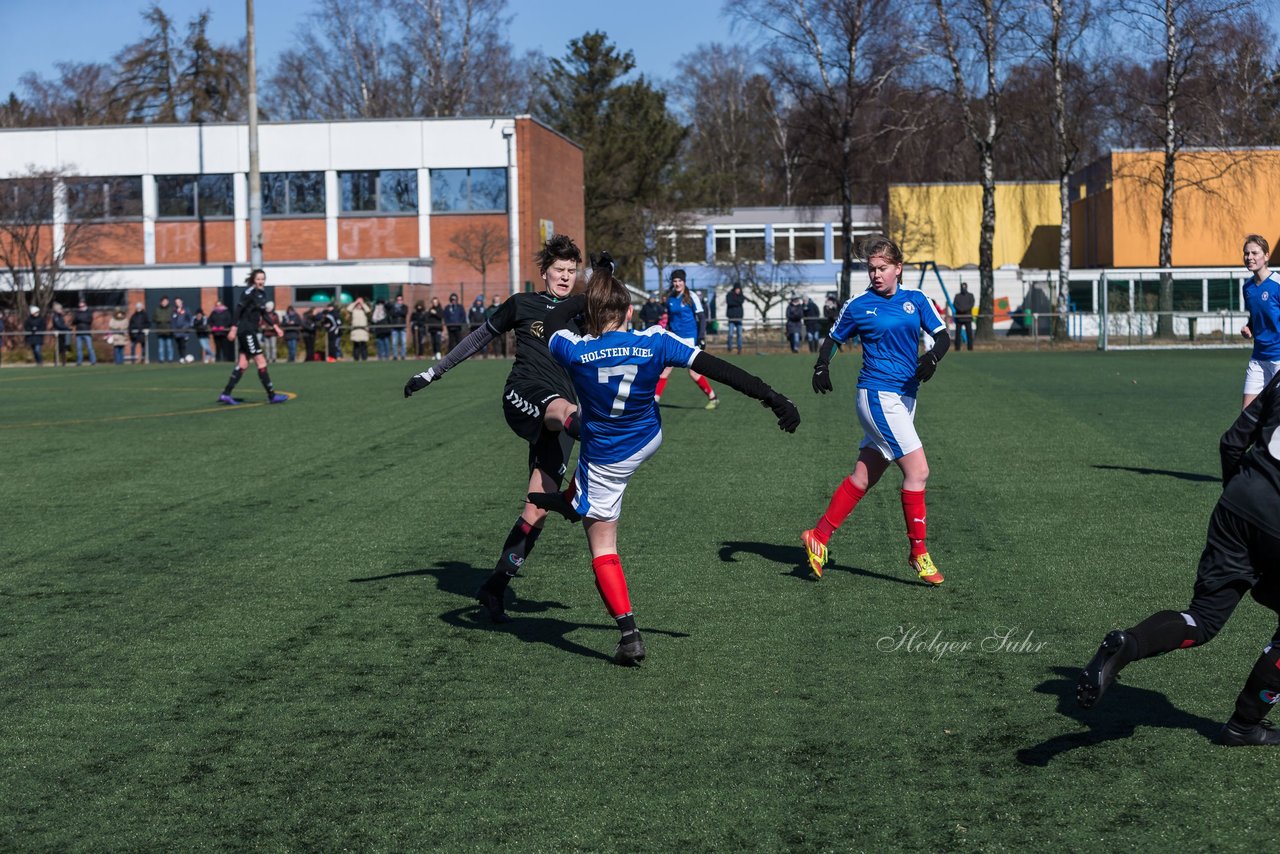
{"left": 815, "top": 477, "right": 866, "bottom": 543}
{"left": 591, "top": 554, "right": 632, "bottom": 617}
{"left": 655, "top": 377, "right": 668, "bottom": 399}
{"left": 901, "top": 489, "right": 928, "bottom": 557}
{"left": 695, "top": 376, "right": 714, "bottom": 397}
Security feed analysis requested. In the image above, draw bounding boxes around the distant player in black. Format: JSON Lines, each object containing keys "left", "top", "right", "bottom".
{"left": 219, "top": 269, "right": 287, "bottom": 405}
{"left": 1078, "top": 370, "right": 1280, "bottom": 745}
{"left": 404, "top": 234, "right": 584, "bottom": 621}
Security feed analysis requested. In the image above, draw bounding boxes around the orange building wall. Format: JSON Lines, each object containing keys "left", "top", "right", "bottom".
{"left": 337, "top": 216, "right": 418, "bottom": 259}
{"left": 155, "top": 221, "right": 236, "bottom": 264}
{"left": 516, "top": 118, "right": 585, "bottom": 290}
{"left": 429, "top": 213, "right": 510, "bottom": 293}
{"left": 260, "top": 219, "right": 327, "bottom": 262}
{"left": 1076, "top": 149, "right": 1280, "bottom": 268}
{"left": 66, "top": 222, "right": 145, "bottom": 266}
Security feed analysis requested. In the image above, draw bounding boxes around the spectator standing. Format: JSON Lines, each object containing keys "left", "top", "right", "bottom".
{"left": 724, "top": 284, "right": 745, "bottom": 353}
{"left": 208, "top": 300, "right": 232, "bottom": 362}
{"left": 107, "top": 309, "right": 128, "bottom": 364}
{"left": 261, "top": 301, "right": 279, "bottom": 363}
{"left": 372, "top": 299, "right": 391, "bottom": 360}
{"left": 952, "top": 282, "right": 975, "bottom": 352}
{"left": 349, "top": 297, "right": 371, "bottom": 361}
{"left": 301, "top": 307, "right": 318, "bottom": 362}
{"left": 128, "top": 301, "right": 150, "bottom": 364}
{"left": 411, "top": 300, "right": 429, "bottom": 359}
{"left": 442, "top": 293, "right": 466, "bottom": 353}
{"left": 24, "top": 305, "right": 46, "bottom": 366}
{"left": 389, "top": 294, "right": 409, "bottom": 360}
{"left": 486, "top": 294, "right": 507, "bottom": 358}
{"left": 785, "top": 295, "right": 805, "bottom": 353}
{"left": 283, "top": 305, "right": 302, "bottom": 362}
{"left": 51, "top": 303, "right": 71, "bottom": 366}
{"left": 192, "top": 307, "right": 214, "bottom": 363}
{"left": 639, "top": 292, "right": 664, "bottom": 329}
{"left": 426, "top": 296, "right": 445, "bottom": 358}
{"left": 171, "top": 298, "right": 193, "bottom": 362}
{"left": 72, "top": 299, "right": 97, "bottom": 366}
{"left": 804, "top": 296, "right": 822, "bottom": 353}
{"left": 823, "top": 294, "right": 839, "bottom": 337}
{"left": 152, "top": 296, "right": 174, "bottom": 363}
{"left": 321, "top": 304, "right": 343, "bottom": 360}
{"left": 468, "top": 295, "right": 488, "bottom": 356}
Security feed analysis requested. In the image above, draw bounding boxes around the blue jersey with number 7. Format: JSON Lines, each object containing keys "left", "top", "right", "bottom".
{"left": 548, "top": 326, "right": 698, "bottom": 464}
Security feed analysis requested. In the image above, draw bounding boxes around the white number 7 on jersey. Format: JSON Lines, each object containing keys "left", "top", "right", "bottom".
{"left": 598, "top": 365, "right": 637, "bottom": 416}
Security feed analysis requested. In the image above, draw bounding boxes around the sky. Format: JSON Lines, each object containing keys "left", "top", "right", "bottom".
{"left": 0, "top": 0, "right": 742, "bottom": 98}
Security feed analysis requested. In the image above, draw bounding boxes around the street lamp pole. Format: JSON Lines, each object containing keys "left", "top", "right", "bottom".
{"left": 246, "top": 0, "right": 263, "bottom": 269}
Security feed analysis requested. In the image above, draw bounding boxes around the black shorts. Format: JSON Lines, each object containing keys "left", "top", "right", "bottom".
{"left": 1186, "top": 503, "right": 1280, "bottom": 636}
{"left": 239, "top": 331, "right": 263, "bottom": 358}
{"left": 503, "top": 381, "right": 574, "bottom": 482}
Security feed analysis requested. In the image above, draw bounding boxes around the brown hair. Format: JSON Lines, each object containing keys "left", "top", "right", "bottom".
{"left": 534, "top": 233, "right": 582, "bottom": 274}
{"left": 859, "top": 234, "right": 904, "bottom": 265}
{"left": 584, "top": 261, "right": 631, "bottom": 336}
{"left": 1244, "top": 234, "right": 1270, "bottom": 257}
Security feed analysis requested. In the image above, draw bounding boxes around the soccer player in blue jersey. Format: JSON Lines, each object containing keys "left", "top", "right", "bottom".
{"left": 655, "top": 270, "right": 719, "bottom": 409}
{"left": 538, "top": 256, "right": 800, "bottom": 665}
{"left": 1240, "top": 234, "right": 1280, "bottom": 409}
{"left": 801, "top": 235, "right": 950, "bottom": 585}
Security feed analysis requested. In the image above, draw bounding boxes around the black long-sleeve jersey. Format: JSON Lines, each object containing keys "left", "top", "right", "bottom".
{"left": 233, "top": 285, "right": 272, "bottom": 333}
{"left": 1219, "top": 371, "right": 1280, "bottom": 537}
{"left": 485, "top": 291, "right": 581, "bottom": 400}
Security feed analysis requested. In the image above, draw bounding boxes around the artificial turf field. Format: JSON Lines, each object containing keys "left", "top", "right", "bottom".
{"left": 3, "top": 348, "right": 1278, "bottom": 851}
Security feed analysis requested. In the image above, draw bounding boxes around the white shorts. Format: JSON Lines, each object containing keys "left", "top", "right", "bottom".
{"left": 1243, "top": 359, "right": 1280, "bottom": 395}
{"left": 571, "top": 431, "right": 663, "bottom": 522}
{"left": 856, "top": 389, "right": 920, "bottom": 461}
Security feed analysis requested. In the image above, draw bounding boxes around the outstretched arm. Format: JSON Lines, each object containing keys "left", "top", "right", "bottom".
{"left": 690, "top": 351, "right": 799, "bottom": 432}
{"left": 404, "top": 321, "right": 496, "bottom": 397}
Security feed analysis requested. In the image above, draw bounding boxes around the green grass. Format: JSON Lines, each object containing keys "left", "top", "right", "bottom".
{"left": 3, "top": 350, "right": 1278, "bottom": 850}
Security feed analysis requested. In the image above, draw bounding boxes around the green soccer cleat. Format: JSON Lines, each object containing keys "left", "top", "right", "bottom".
{"left": 801, "top": 529, "right": 828, "bottom": 578}
{"left": 909, "top": 552, "right": 944, "bottom": 585}
{"left": 705, "top": 396, "right": 720, "bottom": 410}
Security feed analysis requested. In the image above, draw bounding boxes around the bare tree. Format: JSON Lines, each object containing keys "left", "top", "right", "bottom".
{"left": 447, "top": 223, "right": 507, "bottom": 289}
{"left": 931, "top": 0, "right": 1021, "bottom": 341}
{"left": 0, "top": 170, "right": 104, "bottom": 318}
{"left": 713, "top": 256, "right": 799, "bottom": 328}
{"left": 730, "top": 0, "right": 921, "bottom": 302}
{"left": 640, "top": 206, "right": 701, "bottom": 290}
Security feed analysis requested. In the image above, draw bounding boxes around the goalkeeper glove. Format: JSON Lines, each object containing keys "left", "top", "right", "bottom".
{"left": 812, "top": 362, "right": 833, "bottom": 394}
{"left": 763, "top": 391, "right": 801, "bottom": 433}
{"left": 404, "top": 367, "right": 437, "bottom": 397}
{"left": 915, "top": 352, "right": 938, "bottom": 382}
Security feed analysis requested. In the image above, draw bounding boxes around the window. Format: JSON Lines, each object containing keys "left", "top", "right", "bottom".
{"left": 156, "top": 174, "right": 234, "bottom": 218}
{"left": 712, "top": 226, "right": 765, "bottom": 262}
{"left": 0, "top": 178, "right": 54, "bottom": 222}
{"left": 773, "top": 227, "right": 825, "bottom": 262}
{"left": 65, "top": 177, "right": 143, "bottom": 221}
{"left": 675, "top": 231, "right": 706, "bottom": 264}
{"left": 340, "top": 170, "right": 418, "bottom": 214}
{"left": 262, "top": 172, "right": 324, "bottom": 216}
{"left": 430, "top": 168, "right": 507, "bottom": 213}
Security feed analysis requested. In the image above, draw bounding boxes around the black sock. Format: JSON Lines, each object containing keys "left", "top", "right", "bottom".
{"left": 1230, "top": 644, "right": 1280, "bottom": 725}
{"left": 482, "top": 518, "right": 544, "bottom": 593}
{"left": 563, "top": 413, "right": 580, "bottom": 440}
{"left": 617, "top": 613, "right": 638, "bottom": 636}
{"left": 258, "top": 368, "right": 274, "bottom": 394}
{"left": 223, "top": 367, "right": 244, "bottom": 395}
{"left": 1127, "top": 610, "right": 1195, "bottom": 661}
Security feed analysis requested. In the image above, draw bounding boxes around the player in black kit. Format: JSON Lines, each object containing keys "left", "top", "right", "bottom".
{"left": 1077, "top": 371, "right": 1280, "bottom": 745}
{"left": 404, "top": 234, "right": 584, "bottom": 621}
{"left": 219, "top": 269, "right": 288, "bottom": 405}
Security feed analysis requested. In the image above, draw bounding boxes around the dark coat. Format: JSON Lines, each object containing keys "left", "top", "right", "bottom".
{"left": 24, "top": 314, "right": 46, "bottom": 346}
{"left": 128, "top": 310, "right": 151, "bottom": 342}
{"left": 725, "top": 288, "right": 745, "bottom": 320}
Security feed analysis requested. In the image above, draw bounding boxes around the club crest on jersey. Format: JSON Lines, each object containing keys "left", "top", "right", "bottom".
{"left": 531, "top": 320, "right": 545, "bottom": 339}
{"left": 904, "top": 302, "right": 916, "bottom": 314}
{"left": 1264, "top": 292, "right": 1270, "bottom": 301}
{"left": 1262, "top": 689, "right": 1280, "bottom": 704}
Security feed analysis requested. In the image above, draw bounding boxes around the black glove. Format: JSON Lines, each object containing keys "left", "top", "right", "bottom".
{"left": 404, "top": 368, "right": 437, "bottom": 398}
{"left": 812, "top": 362, "right": 833, "bottom": 394}
{"left": 697, "top": 338, "right": 706, "bottom": 349}
{"left": 763, "top": 391, "right": 801, "bottom": 433}
{"left": 916, "top": 352, "right": 938, "bottom": 382}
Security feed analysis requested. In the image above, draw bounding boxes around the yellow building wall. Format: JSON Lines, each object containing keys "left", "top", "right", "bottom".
{"left": 888, "top": 182, "right": 1061, "bottom": 269}
{"left": 1107, "top": 150, "right": 1280, "bottom": 267}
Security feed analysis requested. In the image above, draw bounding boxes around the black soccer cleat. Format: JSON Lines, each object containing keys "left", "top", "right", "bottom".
{"left": 475, "top": 587, "right": 512, "bottom": 624}
{"left": 1077, "top": 629, "right": 1131, "bottom": 709}
{"left": 527, "top": 490, "right": 581, "bottom": 523}
{"left": 1216, "top": 718, "right": 1280, "bottom": 747}
{"left": 613, "top": 632, "right": 646, "bottom": 667}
